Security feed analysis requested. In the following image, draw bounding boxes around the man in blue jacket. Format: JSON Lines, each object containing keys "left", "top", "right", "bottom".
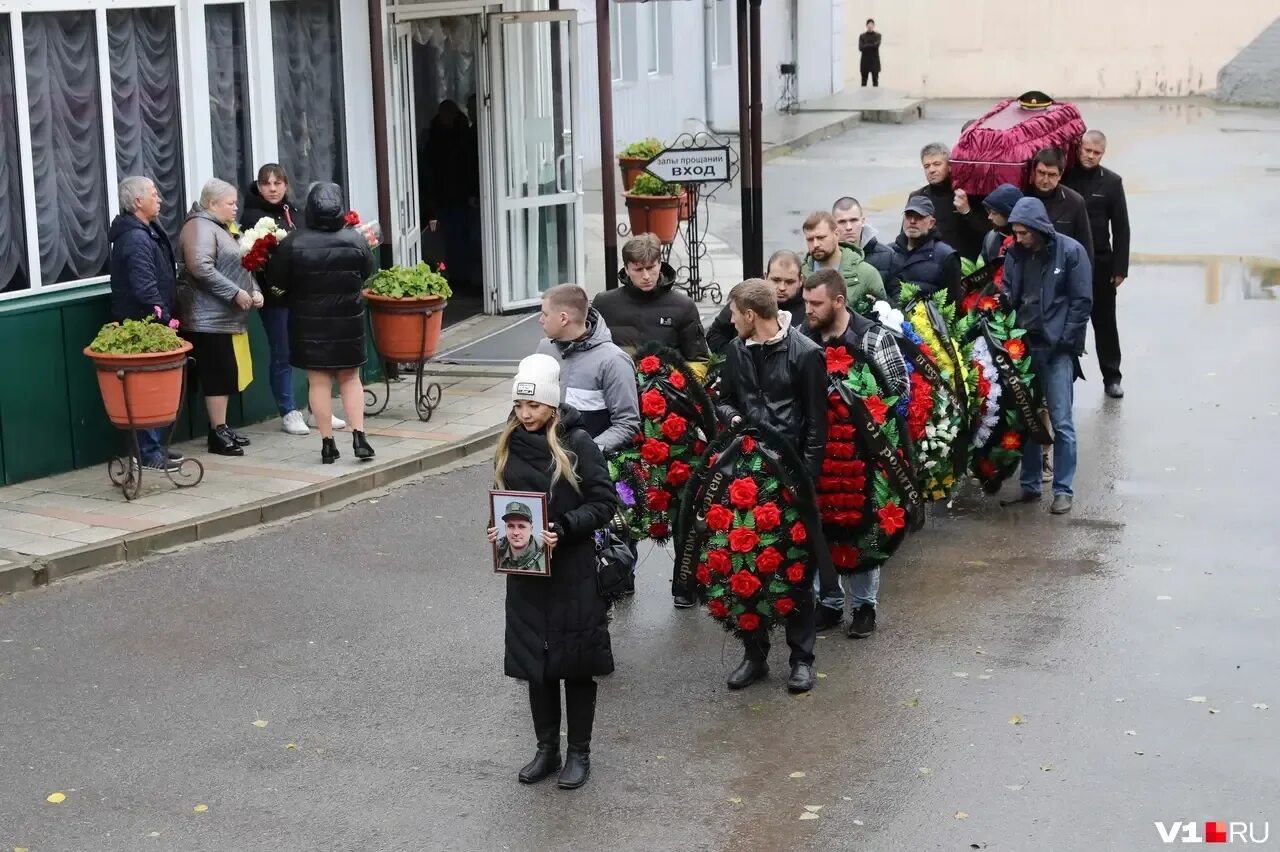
{"left": 998, "top": 198, "right": 1093, "bottom": 515}
{"left": 108, "top": 176, "right": 180, "bottom": 472}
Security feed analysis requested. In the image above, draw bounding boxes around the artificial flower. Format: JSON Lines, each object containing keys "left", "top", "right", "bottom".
{"left": 708, "top": 599, "right": 728, "bottom": 618}
{"left": 728, "top": 570, "right": 762, "bottom": 598}
{"left": 737, "top": 613, "right": 761, "bottom": 631}
{"left": 825, "top": 346, "right": 854, "bottom": 375}
{"left": 660, "top": 413, "right": 688, "bottom": 441}
{"left": 728, "top": 477, "right": 758, "bottom": 510}
{"left": 741, "top": 435, "right": 756, "bottom": 453}
{"left": 640, "top": 438, "right": 669, "bottom": 465}
{"left": 864, "top": 395, "right": 889, "bottom": 425}
{"left": 646, "top": 487, "right": 671, "bottom": 511}
{"left": 790, "top": 521, "right": 808, "bottom": 544}
{"left": 773, "top": 597, "right": 796, "bottom": 617}
{"left": 638, "top": 355, "right": 661, "bottom": 374}
{"left": 648, "top": 522, "right": 669, "bottom": 539}
{"left": 753, "top": 503, "right": 781, "bottom": 531}
{"left": 727, "top": 527, "right": 760, "bottom": 553}
{"left": 666, "top": 461, "right": 691, "bottom": 486}
{"left": 640, "top": 389, "right": 667, "bottom": 419}
{"left": 878, "top": 502, "right": 906, "bottom": 535}
{"left": 755, "top": 547, "right": 783, "bottom": 574}
{"left": 695, "top": 564, "right": 712, "bottom": 586}
{"left": 1000, "top": 431, "right": 1022, "bottom": 451}
{"left": 707, "top": 549, "right": 732, "bottom": 575}
{"left": 669, "top": 370, "right": 687, "bottom": 390}
{"left": 785, "top": 563, "right": 806, "bottom": 583}
{"left": 706, "top": 505, "right": 734, "bottom": 532}
{"left": 1005, "top": 338, "right": 1026, "bottom": 360}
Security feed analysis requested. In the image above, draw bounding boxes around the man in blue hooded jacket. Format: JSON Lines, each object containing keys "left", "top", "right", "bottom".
{"left": 998, "top": 198, "right": 1092, "bottom": 515}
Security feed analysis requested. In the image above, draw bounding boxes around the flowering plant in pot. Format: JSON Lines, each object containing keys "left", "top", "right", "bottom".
{"left": 618, "top": 137, "right": 664, "bottom": 191}
{"left": 84, "top": 315, "right": 192, "bottom": 428}
{"left": 624, "top": 173, "right": 682, "bottom": 244}
{"left": 363, "top": 262, "right": 452, "bottom": 361}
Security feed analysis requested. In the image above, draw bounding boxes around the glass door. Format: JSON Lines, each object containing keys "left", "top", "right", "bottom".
{"left": 390, "top": 22, "right": 422, "bottom": 267}
{"left": 488, "top": 11, "right": 583, "bottom": 311}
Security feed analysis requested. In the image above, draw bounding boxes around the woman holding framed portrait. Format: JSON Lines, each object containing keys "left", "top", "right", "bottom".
{"left": 487, "top": 354, "right": 617, "bottom": 790}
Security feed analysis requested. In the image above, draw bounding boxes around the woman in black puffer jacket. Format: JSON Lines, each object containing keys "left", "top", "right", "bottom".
{"left": 487, "top": 353, "right": 617, "bottom": 790}
{"left": 266, "top": 182, "right": 376, "bottom": 464}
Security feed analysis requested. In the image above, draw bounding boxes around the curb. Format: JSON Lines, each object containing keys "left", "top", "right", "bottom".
{"left": 763, "top": 113, "right": 864, "bottom": 162}
{"left": 1, "top": 424, "right": 505, "bottom": 597}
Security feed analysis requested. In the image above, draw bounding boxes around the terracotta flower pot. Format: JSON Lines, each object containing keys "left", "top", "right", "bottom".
{"left": 84, "top": 341, "right": 193, "bottom": 429}
{"left": 364, "top": 291, "right": 449, "bottom": 361}
{"left": 618, "top": 156, "right": 650, "bottom": 191}
{"left": 624, "top": 193, "right": 682, "bottom": 244}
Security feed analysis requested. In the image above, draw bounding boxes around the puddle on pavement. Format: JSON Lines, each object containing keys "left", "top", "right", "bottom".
{"left": 1130, "top": 256, "right": 1280, "bottom": 304}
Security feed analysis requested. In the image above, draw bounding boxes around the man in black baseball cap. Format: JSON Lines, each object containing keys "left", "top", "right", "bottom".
{"left": 884, "top": 195, "right": 961, "bottom": 304}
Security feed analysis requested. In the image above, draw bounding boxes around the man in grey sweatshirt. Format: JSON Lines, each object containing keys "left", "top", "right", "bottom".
{"left": 536, "top": 284, "right": 640, "bottom": 454}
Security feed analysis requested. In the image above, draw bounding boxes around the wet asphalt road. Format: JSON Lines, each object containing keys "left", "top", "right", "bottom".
{"left": 5, "top": 102, "right": 1280, "bottom": 850}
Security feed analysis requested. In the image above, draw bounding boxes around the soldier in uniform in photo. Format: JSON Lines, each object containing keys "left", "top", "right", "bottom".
{"left": 497, "top": 501, "right": 544, "bottom": 572}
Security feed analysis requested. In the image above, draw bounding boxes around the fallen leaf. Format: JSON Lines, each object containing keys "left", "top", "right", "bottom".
{"left": 285, "top": 743, "right": 297, "bottom": 750}
{"left": 1040, "top": 764, "right": 1053, "bottom": 772}
{"left": 1186, "top": 696, "right": 1207, "bottom": 703}
{"left": 1252, "top": 703, "right": 1269, "bottom": 710}
{"left": 1156, "top": 596, "right": 1173, "bottom": 601}
{"left": 1004, "top": 784, "right": 1023, "bottom": 791}
{"left": 728, "top": 796, "right": 743, "bottom": 805}
{"left": 46, "top": 792, "right": 66, "bottom": 804}
{"left": 974, "top": 649, "right": 987, "bottom": 655}
{"left": 656, "top": 754, "right": 666, "bottom": 760}
{"left": 918, "top": 767, "right": 933, "bottom": 775}
{"left": 1008, "top": 715, "right": 1024, "bottom": 726}
{"left": 804, "top": 805, "right": 824, "bottom": 812}
{"left": 789, "top": 771, "right": 806, "bottom": 778}
{"left": 750, "top": 703, "right": 763, "bottom": 712}
{"left": 902, "top": 697, "right": 920, "bottom": 707}
{"left": 955, "top": 810, "right": 969, "bottom": 820}
{"left": 816, "top": 672, "right": 828, "bottom": 679}
{"left": 252, "top": 720, "right": 269, "bottom": 728}
{"left": 953, "top": 672, "right": 969, "bottom": 678}
{"left": 193, "top": 804, "right": 209, "bottom": 813}
{"left": 16, "top": 847, "right": 30, "bottom": 852}
{"left": 799, "top": 812, "right": 820, "bottom": 821}
{"left": 1125, "top": 730, "right": 1137, "bottom": 736}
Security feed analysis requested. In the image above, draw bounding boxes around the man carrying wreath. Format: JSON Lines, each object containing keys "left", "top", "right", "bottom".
{"left": 715, "top": 280, "right": 829, "bottom": 693}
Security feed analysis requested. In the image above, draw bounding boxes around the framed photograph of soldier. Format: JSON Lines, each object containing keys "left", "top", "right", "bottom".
{"left": 490, "top": 490, "right": 551, "bottom": 577}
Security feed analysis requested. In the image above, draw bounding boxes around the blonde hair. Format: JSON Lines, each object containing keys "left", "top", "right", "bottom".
{"left": 493, "top": 408, "right": 581, "bottom": 494}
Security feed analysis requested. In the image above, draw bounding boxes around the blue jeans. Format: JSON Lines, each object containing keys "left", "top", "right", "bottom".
{"left": 136, "top": 428, "right": 164, "bottom": 463}
{"left": 816, "top": 567, "right": 881, "bottom": 611}
{"left": 1019, "top": 348, "right": 1078, "bottom": 496}
{"left": 259, "top": 306, "right": 295, "bottom": 415}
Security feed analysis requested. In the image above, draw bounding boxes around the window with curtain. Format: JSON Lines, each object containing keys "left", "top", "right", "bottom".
{"left": 271, "top": 0, "right": 346, "bottom": 189}
{"left": 108, "top": 7, "right": 185, "bottom": 242}
{"left": 206, "top": 3, "right": 253, "bottom": 190}
{"left": 0, "top": 14, "right": 29, "bottom": 293}
{"left": 23, "top": 11, "right": 109, "bottom": 286}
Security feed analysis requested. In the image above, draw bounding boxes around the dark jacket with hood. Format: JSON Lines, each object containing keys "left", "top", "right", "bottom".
{"left": 980, "top": 183, "right": 1023, "bottom": 267}
{"left": 593, "top": 263, "right": 708, "bottom": 363}
{"left": 266, "top": 183, "right": 375, "bottom": 371}
{"left": 858, "top": 223, "right": 895, "bottom": 280}
{"left": 886, "top": 227, "right": 961, "bottom": 305}
{"left": 1027, "top": 183, "right": 1094, "bottom": 264}
{"left": 502, "top": 405, "right": 617, "bottom": 683}
{"left": 534, "top": 308, "right": 641, "bottom": 453}
{"left": 108, "top": 213, "right": 177, "bottom": 323}
{"left": 706, "top": 290, "right": 806, "bottom": 354}
{"left": 910, "top": 176, "right": 988, "bottom": 261}
{"left": 1002, "top": 198, "right": 1093, "bottom": 359}
{"left": 1063, "top": 164, "right": 1130, "bottom": 277}
{"left": 715, "top": 313, "right": 828, "bottom": 479}
{"left": 239, "top": 184, "right": 298, "bottom": 309}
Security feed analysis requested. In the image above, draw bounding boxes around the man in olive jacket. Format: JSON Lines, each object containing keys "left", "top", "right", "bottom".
{"left": 799, "top": 211, "right": 886, "bottom": 311}
{"left": 592, "top": 233, "right": 708, "bottom": 368}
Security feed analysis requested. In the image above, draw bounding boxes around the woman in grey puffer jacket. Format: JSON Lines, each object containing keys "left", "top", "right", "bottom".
{"left": 178, "top": 178, "right": 262, "bottom": 456}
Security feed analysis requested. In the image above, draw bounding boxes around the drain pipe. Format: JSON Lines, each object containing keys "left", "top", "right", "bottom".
{"left": 367, "top": 0, "right": 392, "bottom": 269}
{"left": 702, "top": 0, "right": 737, "bottom": 135}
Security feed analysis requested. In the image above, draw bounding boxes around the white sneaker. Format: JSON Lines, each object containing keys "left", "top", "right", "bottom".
{"left": 306, "top": 411, "right": 347, "bottom": 430}
{"left": 281, "top": 410, "right": 309, "bottom": 436}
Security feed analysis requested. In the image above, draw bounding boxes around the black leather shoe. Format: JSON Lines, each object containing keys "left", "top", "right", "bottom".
{"left": 208, "top": 426, "right": 244, "bottom": 456}
{"left": 557, "top": 749, "right": 590, "bottom": 789}
{"left": 1105, "top": 382, "right": 1124, "bottom": 399}
{"left": 352, "top": 430, "right": 375, "bottom": 461}
{"left": 672, "top": 593, "right": 695, "bottom": 609}
{"left": 1000, "top": 490, "right": 1041, "bottom": 507}
{"left": 847, "top": 604, "right": 877, "bottom": 638}
{"left": 788, "top": 662, "right": 816, "bottom": 693}
{"left": 815, "top": 606, "right": 843, "bottom": 631}
{"left": 518, "top": 747, "right": 561, "bottom": 784}
{"left": 727, "top": 657, "right": 768, "bottom": 690}
{"left": 226, "top": 427, "right": 250, "bottom": 447}
{"left": 321, "top": 437, "right": 340, "bottom": 464}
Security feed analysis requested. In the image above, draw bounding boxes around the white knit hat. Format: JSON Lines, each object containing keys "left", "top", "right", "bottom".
{"left": 512, "top": 354, "right": 561, "bottom": 408}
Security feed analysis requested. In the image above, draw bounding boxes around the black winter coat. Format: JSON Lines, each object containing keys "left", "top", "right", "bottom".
{"left": 910, "top": 178, "right": 989, "bottom": 261}
{"left": 715, "top": 322, "right": 828, "bottom": 479}
{"left": 861, "top": 234, "right": 895, "bottom": 280}
{"left": 239, "top": 184, "right": 298, "bottom": 309}
{"left": 1063, "top": 165, "right": 1129, "bottom": 276}
{"left": 108, "top": 214, "right": 177, "bottom": 323}
{"left": 886, "top": 228, "right": 962, "bottom": 305}
{"left": 706, "top": 291, "right": 806, "bottom": 354}
{"left": 593, "top": 265, "right": 709, "bottom": 363}
{"left": 1027, "top": 184, "right": 1094, "bottom": 264}
{"left": 502, "top": 406, "right": 618, "bottom": 683}
{"left": 266, "top": 183, "right": 375, "bottom": 371}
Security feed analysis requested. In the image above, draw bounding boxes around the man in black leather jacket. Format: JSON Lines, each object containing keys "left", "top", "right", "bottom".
{"left": 715, "top": 280, "right": 829, "bottom": 695}
{"left": 706, "top": 250, "right": 805, "bottom": 354}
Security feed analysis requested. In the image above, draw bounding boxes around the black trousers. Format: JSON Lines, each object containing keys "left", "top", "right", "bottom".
{"left": 1091, "top": 255, "right": 1122, "bottom": 384}
{"left": 741, "top": 585, "right": 816, "bottom": 667}
{"left": 860, "top": 70, "right": 879, "bottom": 87}
{"left": 528, "top": 676, "right": 596, "bottom": 750}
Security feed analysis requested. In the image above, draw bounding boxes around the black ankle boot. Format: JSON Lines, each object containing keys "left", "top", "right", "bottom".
{"left": 520, "top": 679, "right": 561, "bottom": 784}
{"left": 321, "top": 437, "right": 339, "bottom": 464}
{"left": 208, "top": 425, "right": 244, "bottom": 457}
{"left": 519, "top": 746, "right": 562, "bottom": 784}
{"left": 559, "top": 679, "right": 596, "bottom": 789}
{"left": 352, "top": 430, "right": 375, "bottom": 461}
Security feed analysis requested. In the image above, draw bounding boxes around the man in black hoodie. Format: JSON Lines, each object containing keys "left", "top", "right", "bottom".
{"left": 911, "top": 143, "right": 989, "bottom": 262}
{"left": 706, "top": 250, "right": 805, "bottom": 353}
{"left": 1064, "top": 130, "right": 1130, "bottom": 399}
{"left": 1027, "top": 148, "right": 1094, "bottom": 264}
{"left": 593, "top": 234, "right": 709, "bottom": 368}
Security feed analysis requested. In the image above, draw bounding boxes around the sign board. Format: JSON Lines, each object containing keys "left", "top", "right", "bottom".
{"left": 644, "top": 147, "right": 731, "bottom": 184}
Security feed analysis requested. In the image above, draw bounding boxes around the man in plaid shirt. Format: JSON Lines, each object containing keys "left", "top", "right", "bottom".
{"left": 800, "top": 268, "right": 908, "bottom": 636}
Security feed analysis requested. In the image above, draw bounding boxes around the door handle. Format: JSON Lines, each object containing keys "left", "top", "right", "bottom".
{"left": 554, "top": 154, "right": 570, "bottom": 194}
{"left": 575, "top": 155, "right": 584, "bottom": 194}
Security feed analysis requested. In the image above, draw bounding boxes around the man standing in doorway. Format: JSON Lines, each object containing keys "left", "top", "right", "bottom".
{"left": 998, "top": 198, "right": 1092, "bottom": 516}
{"left": 833, "top": 196, "right": 894, "bottom": 280}
{"left": 1027, "top": 148, "right": 1094, "bottom": 264}
{"left": 912, "top": 143, "right": 988, "bottom": 262}
{"left": 800, "top": 211, "right": 886, "bottom": 310}
{"left": 715, "top": 280, "right": 828, "bottom": 693}
{"left": 1064, "top": 130, "right": 1130, "bottom": 399}
{"left": 706, "top": 250, "right": 805, "bottom": 354}
{"left": 859, "top": 19, "right": 881, "bottom": 87}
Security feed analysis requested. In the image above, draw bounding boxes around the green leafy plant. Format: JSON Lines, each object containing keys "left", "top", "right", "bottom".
{"left": 629, "top": 173, "right": 679, "bottom": 197}
{"left": 88, "top": 318, "right": 184, "bottom": 355}
{"left": 366, "top": 262, "right": 453, "bottom": 299}
{"left": 620, "top": 137, "right": 664, "bottom": 159}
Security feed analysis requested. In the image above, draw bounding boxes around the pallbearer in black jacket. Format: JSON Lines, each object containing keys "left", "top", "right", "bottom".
{"left": 1064, "top": 130, "right": 1131, "bottom": 399}
{"left": 490, "top": 354, "right": 617, "bottom": 790}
